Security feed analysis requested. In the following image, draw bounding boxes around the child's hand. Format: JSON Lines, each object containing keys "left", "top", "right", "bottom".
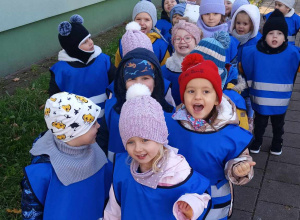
{"left": 233, "top": 161, "right": 256, "bottom": 177}
{"left": 177, "top": 201, "right": 193, "bottom": 219}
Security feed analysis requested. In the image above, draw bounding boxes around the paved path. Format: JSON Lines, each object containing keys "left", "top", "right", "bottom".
{"left": 231, "top": 1, "right": 300, "bottom": 219}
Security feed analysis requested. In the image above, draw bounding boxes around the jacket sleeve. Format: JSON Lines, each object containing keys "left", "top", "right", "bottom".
{"left": 103, "top": 185, "right": 121, "bottom": 220}
{"left": 48, "top": 70, "right": 61, "bottom": 97}
{"left": 173, "top": 193, "right": 211, "bottom": 220}
{"left": 224, "top": 148, "right": 254, "bottom": 185}
{"left": 96, "top": 114, "right": 109, "bottom": 156}
{"left": 21, "top": 176, "right": 44, "bottom": 220}
{"left": 108, "top": 61, "right": 117, "bottom": 84}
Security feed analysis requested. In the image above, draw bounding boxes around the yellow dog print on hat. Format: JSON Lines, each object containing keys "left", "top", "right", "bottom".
{"left": 62, "top": 104, "right": 71, "bottom": 112}
{"left": 82, "top": 114, "right": 95, "bottom": 124}
{"left": 52, "top": 121, "right": 66, "bottom": 129}
{"left": 76, "top": 95, "right": 88, "bottom": 103}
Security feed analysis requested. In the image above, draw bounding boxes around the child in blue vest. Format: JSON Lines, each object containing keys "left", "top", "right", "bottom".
{"left": 190, "top": 31, "right": 250, "bottom": 131}
{"left": 263, "top": 0, "right": 300, "bottom": 50}
{"left": 241, "top": 9, "right": 300, "bottom": 155}
{"left": 162, "top": 20, "right": 202, "bottom": 106}
{"left": 229, "top": 4, "right": 261, "bottom": 132}
{"left": 99, "top": 48, "right": 175, "bottom": 162}
{"left": 165, "top": 53, "right": 255, "bottom": 219}
{"left": 197, "top": 0, "right": 239, "bottom": 64}
{"left": 49, "top": 14, "right": 115, "bottom": 121}
{"left": 115, "top": 1, "right": 170, "bottom": 67}
{"left": 156, "top": 0, "right": 179, "bottom": 39}
{"left": 21, "top": 92, "right": 112, "bottom": 220}
{"left": 104, "top": 83, "right": 211, "bottom": 220}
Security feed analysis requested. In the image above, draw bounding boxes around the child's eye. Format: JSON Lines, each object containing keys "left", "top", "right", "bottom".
{"left": 204, "top": 90, "right": 210, "bottom": 94}
{"left": 142, "top": 139, "right": 149, "bottom": 143}
{"left": 187, "top": 90, "right": 194, "bottom": 94}
{"left": 127, "top": 141, "right": 133, "bottom": 145}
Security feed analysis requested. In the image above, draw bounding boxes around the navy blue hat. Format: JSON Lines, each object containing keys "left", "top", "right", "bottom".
{"left": 263, "top": 9, "right": 288, "bottom": 40}
{"left": 114, "top": 48, "right": 173, "bottom": 114}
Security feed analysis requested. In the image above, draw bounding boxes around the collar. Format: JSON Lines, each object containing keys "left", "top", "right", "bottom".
{"left": 165, "top": 52, "right": 184, "bottom": 72}
{"left": 30, "top": 130, "right": 107, "bottom": 186}
{"left": 58, "top": 45, "right": 102, "bottom": 64}
{"left": 285, "top": 8, "right": 294, "bottom": 17}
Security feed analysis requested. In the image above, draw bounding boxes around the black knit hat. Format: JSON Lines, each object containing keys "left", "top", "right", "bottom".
{"left": 58, "top": 14, "right": 93, "bottom": 63}
{"left": 114, "top": 48, "right": 174, "bottom": 114}
{"left": 263, "top": 9, "right": 288, "bottom": 40}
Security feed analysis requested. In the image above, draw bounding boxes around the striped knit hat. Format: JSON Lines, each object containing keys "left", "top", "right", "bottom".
{"left": 191, "top": 31, "right": 230, "bottom": 70}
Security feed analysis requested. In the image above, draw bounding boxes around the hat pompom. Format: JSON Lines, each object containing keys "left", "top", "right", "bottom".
{"left": 213, "top": 31, "right": 230, "bottom": 49}
{"left": 126, "top": 21, "right": 141, "bottom": 31}
{"left": 70, "top": 14, "right": 84, "bottom": 24}
{"left": 58, "top": 21, "right": 72, "bottom": 36}
{"left": 181, "top": 53, "right": 205, "bottom": 72}
{"left": 126, "top": 83, "right": 151, "bottom": 100}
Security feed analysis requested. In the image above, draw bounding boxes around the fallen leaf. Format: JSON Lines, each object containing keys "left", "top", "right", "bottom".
{"left": 6, "top": 208, "right": 21, "bottom": 214}
{"left": 39, "top": 104, "right": 45, "bottom": 110}
{"left": 14, "top": 136, "right": 21, "bottom": 141}
{"left": 12, "top": 78, "right": 20, "bottom": 82}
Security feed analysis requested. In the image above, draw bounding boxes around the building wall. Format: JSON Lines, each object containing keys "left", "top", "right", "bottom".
{"left": 0, "top": 0, "right": 160, "bottom": 77}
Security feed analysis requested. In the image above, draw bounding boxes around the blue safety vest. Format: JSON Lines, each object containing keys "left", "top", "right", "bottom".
{"left": 241, "top": 44, "right": 300, "bottom": 115}
{"left": 165, "top": 114, "right": 253, "bottom": 219}
{"left": 156, "top": 19, "right": 172, "bottom": 39}
{"left": 24, "top": 161, "right": 112, "bottom": 220}
{"left": 50, "top": 54, "right": 110, "bottom": 120}
{"left": 113, "top": 152, "right": 211, "bottom": 220}
{"left": 161, "top": 65, "right": 182, "bottom": 105}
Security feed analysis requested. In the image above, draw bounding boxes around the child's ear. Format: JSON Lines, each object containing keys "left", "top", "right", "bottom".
{"left": 214, "top": 98, "right": 220, "bottom": 106}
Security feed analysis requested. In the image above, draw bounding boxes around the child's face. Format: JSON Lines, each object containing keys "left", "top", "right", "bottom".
{"left": 173, "top": 29, "right": 197, "bottom": 57}
{"left": 126, "top": 137, "right": 163, "bottom": 173}
{"left": 184, "top": 78, "right": 219, "bottom": 120}
{"left": 235, "top": 12, "right": 253, "bottom": 35}
{"left": 79, "top": 37, "right": 94, "bottom": 51}
{"left": 172, "top": 14, "right": 183, "bottom": 25}
{"left": 275, "top": 1, "right": 290, "bottom": 15}
{"left": 126, "top": 75, "right": 155, "bottom": 93}
{"left": 164, "top": 0, "right": 178, "bottom": 13}
{"left": 265, "top": 30, "right": 285, "bottom": 48}
{"left": 67, "top": 121, "right": 100, "bottom": 147}
{"left": 224, "top": 1, "right": 233, "bottom": 16}
{"left": 135, "top": 12, "right": 153, "bottom": 34}
{"left": 202, "top": 13, "right": 222, "bottom": 27}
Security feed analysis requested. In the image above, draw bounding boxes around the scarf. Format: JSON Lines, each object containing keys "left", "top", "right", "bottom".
{"left": 231, "top": 29, "right": 252, "bottom": 45}
{"left": 197, "top": 18, "right": 228, "bottom": 38}
{"left": 30, "top": 130, "right": 107, "bottom": 186}
{"left": 165, "top": 51, "right": 184, "bottom": 72}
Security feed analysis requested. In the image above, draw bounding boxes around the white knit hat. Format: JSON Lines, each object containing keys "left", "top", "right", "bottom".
{"left": 277, "top": 0, "right": 295, "bottom": 9}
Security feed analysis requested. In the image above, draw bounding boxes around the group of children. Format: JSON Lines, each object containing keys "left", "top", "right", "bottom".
{"left": 21, "top": 0, "right": 300, "bottom": 219}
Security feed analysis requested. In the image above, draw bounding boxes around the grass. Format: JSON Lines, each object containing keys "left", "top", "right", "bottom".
{"left": 0, "top": 24, "right": 125, "bottom": 220}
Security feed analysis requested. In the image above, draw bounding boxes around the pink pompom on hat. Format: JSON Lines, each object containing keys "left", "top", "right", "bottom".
{"left": 121, "top": 21, "right": 154, "bottom": 57}
{"left": 119, "top": 83, "right": 169, "bottom": 148}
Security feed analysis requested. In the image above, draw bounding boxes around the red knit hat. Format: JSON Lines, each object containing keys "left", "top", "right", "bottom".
{"left": 179, "top": 53, "right": 223, "bottom": 104}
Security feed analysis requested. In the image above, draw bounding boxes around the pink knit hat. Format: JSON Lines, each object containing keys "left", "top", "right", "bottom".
{"left": 121, "top": 21, "right": 154, "bottom": 57}
{"left": 119, "top": 83, "right": 169, "bottom": 148}
{"left": 172, "top": 20, "right": 202, "bottom": 45}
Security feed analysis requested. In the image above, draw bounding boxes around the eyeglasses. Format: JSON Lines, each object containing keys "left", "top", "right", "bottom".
{"left": 174, "top": 35, "right": 194, "bottom": 44}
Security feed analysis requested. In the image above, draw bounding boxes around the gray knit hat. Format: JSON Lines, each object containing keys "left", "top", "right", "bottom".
{"left": 277, "top": 0, "right": 295, "bottom": 9}
{"left": 132, "top": 1, "right": 157, "bottom": 27}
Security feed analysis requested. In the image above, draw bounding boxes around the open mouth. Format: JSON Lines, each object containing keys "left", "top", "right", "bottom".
{"left": 136, "top": 154, "right": 147, "bottom": 160}
{"left": 272, "top": 40, "right": 278, "bottom": 45}
{"left": 193, "top": 104, "right": 204, "bottom": 112}
{"left": 179, "top": 45, "right": 188, "bottom": 49}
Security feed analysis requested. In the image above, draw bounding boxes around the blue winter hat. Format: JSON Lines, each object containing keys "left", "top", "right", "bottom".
{"left": 170, "top": 3, "right": 186, "bottom": 20}
{"left": 200, "top": 0, "right": 225, "bottom": 15}
{"left": 231, "top": 0, "right": 250, "bottom": 17}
